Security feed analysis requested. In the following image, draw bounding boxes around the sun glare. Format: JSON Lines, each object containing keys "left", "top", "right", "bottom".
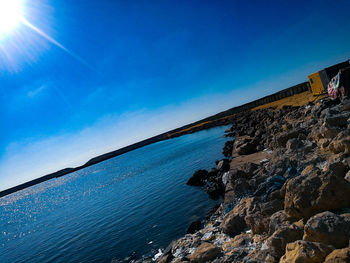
{"left": 0, "top": 0, "right": 24, "bottom": 37}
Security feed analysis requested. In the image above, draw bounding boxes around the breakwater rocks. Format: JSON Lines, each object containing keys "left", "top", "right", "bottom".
{"left": 157, "top": 97, "right": 350, "bottom": 263}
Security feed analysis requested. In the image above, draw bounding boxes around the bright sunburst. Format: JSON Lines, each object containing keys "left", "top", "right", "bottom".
{"left": 0, "top": 0, "right": 24, "bottom": 37}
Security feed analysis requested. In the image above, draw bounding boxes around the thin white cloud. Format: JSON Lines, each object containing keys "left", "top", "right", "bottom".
{"left": 27, "top": 83, "right": 46, "bottom": 97}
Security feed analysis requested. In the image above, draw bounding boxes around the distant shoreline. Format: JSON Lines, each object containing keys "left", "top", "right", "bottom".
{"left": 0, "top": 82, "right": 309, "bottom": 198}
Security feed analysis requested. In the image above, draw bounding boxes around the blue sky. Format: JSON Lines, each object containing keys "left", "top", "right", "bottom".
{"left": 1, "top": 0, "right": 350, "bottom": 190}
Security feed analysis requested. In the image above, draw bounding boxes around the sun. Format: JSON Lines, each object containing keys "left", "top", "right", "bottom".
{"left": 0, "top": 0, "right": 24, "bottom": 37}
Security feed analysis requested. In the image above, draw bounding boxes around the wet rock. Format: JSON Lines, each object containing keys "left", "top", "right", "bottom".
{"left": 222, "top": 140, "right": 234, "bottom": 158}
{"left": 280, "top": 240, "right": 334, "bottom": 263}
{"left": 186, "top": 170, "right": 208, "bottom": 186}
{"left": 324, "top": 247, "right": 350, "bottom": 263}
{"left": 205, "top": 186, "right": 223, "bottom": 200}
{"left": 187, "top": 220, "right": 202, "bottom": 234}
{"left": 189, "top": 242, "right": 221, "bottom": 263}
{"left": 284, "top": 170, "right": 350, "bottom": 219}
{"left": 216, "top": 159, "right": 230, "bottom": 172}
{"left": 207, "top": 168, "right": 218, "bottom": 178}
{"left": 303, "top": 211, "right": 350, "bottom": 249}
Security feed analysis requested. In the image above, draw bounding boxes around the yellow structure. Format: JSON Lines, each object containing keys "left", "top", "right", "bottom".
{"left": 307, "top": 59, "right": 350, "bottom": 96}
{"left": 308, "top": 72, "right": 325, "bottom": 95}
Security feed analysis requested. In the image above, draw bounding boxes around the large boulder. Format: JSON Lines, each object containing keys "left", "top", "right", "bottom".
{"left": 266, "top": 224, "right": 304, "bottom": 261}
{"left": 189, "top": 242, "right": 221, "bottom": 263}
{"left": 280, "top": 240, "right": 334, "bottom": 263}
{"left": 303, "top": 211, "right": 350, "bottom": 249}
{"left": 220, "top": 197, "right": 255, "bottom": 236}
{"left": 284, "top": 170, "right": 350, "bottom": 219}
{"left": 244, "top": 198, "right": 284, "bottom": 234}
{"left": 324, "top": 247, "right": 350, "bottom": 263}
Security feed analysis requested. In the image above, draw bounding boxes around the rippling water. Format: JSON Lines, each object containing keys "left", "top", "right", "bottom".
{"left": 0, "top": 126, "right": 228, "bottom": 262}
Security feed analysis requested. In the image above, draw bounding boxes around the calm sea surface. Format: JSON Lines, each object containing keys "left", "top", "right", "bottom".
{"left": 0, "top": 126, "right": 229, "bottom": 262}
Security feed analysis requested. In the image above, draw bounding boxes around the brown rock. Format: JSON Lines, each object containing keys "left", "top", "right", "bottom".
{"left": 320, "top": 123, "right": 342, "bottom": 139}
{"left": 303, "top": 211, "right": 350, "bottom": 249}
{"left": 301, "top": 165, "right": 317, "bottom": 176}
{"left": 266, "top": 224, "right": 304, "bottom": 261}
{"left": 280, "top": 240, "right": 334, "bottom": 263}
{"left": 244, "top": 199, "right": 284, "bottom": 234}
{"left": 324, "top": 247, "right": 350, "bottom": 263}
{"left": 328, "top": 132, "right": 350, "bottom": 154}
{"left": 268, "top": 210, "right": 293, "bottom": 235}
{"left": 322, "top": 161, "right": 347, "bottom": 178}
{"left": 276, "top": 129, "right": 304, "bottom": 147}
{"left": 189, "top": 242, "right": 220, "bottom": 263}
{"left": 220, "top": 197, "right": 255, "bottom": 235}
{"left": 318, "top": 138, "right": 331, "bottom": 151}
{"left": 284, "top": 171, "right": 350, "bottom": 219}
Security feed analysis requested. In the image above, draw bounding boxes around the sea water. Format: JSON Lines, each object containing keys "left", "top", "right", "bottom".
{"left": 0, "top": 126, "right": 229, "bottom": 262}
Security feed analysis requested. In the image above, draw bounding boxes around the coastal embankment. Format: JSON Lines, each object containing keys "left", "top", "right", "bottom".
{"left": 156, "top": 96, "right": 350, "bottom": 263}
{"left": 0, "top": 82, "right": 311, "bottom": 198}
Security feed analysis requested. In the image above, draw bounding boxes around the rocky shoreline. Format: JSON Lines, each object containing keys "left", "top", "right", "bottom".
{"left": 156, "top": 97, "right": 350, "bottom": 263}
